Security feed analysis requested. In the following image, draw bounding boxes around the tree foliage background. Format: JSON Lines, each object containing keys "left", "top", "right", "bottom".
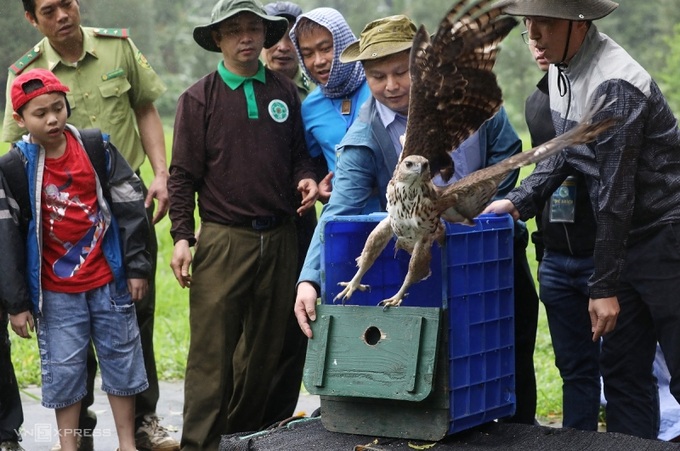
{"left": 1, "top": 0, "right": 680, "bottom": 133}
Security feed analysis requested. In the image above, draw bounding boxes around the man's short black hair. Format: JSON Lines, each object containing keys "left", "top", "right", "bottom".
{"left": 21, "top": 0, "right": 36, "bottom": 18}
{"left": 21, "top": 0, "right": 78, "bottom": 20}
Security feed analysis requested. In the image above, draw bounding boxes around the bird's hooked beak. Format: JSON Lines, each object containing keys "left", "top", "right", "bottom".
{"left": 403, "top": 156, "right": 430, "bottom": 174}
{"left": 396, "top": 156, "right": 432, "bottom": 183}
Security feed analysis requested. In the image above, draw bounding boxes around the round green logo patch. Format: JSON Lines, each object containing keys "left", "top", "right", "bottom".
{"left": 268, "top": 100, "right": 289, "bottom": 123}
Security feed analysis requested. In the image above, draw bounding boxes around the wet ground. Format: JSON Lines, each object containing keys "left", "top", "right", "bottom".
{"left": 19, "top": 380, "right": 320, "bottom": 450}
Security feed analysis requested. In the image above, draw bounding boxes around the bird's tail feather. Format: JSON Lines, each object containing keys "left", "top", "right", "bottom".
{"left": 507, "top": 100, "right": 618, "bottom": 169}
{"left": 444, "top": 0, "right": 518, "bottom": 55}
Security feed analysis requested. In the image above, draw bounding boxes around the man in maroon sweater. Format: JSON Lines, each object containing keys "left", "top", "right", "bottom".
{"left": 167, "top": 0, "right": 318, "bottom": 449}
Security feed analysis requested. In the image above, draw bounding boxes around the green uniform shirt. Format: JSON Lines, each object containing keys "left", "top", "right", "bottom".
{"left": 3, "top": 27, "right": 166, "bottom": 171}
{"left": 293, "top": 67, "right": 315, "bottom": 102}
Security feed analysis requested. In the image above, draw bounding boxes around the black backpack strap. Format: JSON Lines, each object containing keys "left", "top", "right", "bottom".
{"left": 0, "top": 146, "right": 31, "bottom": 235}
{"left": 79, "top": 128, "right": 109, "bottom": 188}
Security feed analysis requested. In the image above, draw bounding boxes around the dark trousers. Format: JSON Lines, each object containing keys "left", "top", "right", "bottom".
{"left": 81, "top": 181, "right": 159, "bottom": 428}
{"left": 504, "top": 223, "right": 539, "bottom": 424}
{"left": 260, "top": 208, "right": 317, "bottom": 426}
{"left": 0, "top": 311, "right": 23, "bottom": 442}
{"left": 602, "top": 223, "right": 680, "bottom": 439}
{"left": 181, "top": 221, "right": 298, "bottom": 451}
{"left": 540, "top": 251, "right": 600, "bottom": 430}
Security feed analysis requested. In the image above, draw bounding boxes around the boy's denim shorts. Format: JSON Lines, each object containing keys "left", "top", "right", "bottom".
{"left": 37, "top": 282, "right": 148, "bottom": 409}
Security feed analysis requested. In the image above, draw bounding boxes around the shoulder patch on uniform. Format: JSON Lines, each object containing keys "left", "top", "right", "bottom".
{"left": 9, "top": 46, "right": 42, "bottom": 76}
{"left": 92, "top": 28, "right": 129, "bottom": 39}
{"left": 135, "top": 50, "right": 152, "bottom": 69}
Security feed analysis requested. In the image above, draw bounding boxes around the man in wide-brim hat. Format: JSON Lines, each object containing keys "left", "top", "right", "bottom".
{"left": 485, "top": 0, "right": 680, "bottom": 441}
{"left": 193, "top": 0, "right": 289, "bottom": 53}
{"left": 170, "top": 0, "right": 319, "bottom": 449}
{"left": 504, "top": 0, "right": 618, "bottom": 20}
{"left": 503, "top": 0, "right": 619, "bottom": 66}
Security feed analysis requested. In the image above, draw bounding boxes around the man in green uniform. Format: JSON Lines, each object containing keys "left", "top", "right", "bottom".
{"left": 2, "top": 1, "right": 177, "bottom": 450}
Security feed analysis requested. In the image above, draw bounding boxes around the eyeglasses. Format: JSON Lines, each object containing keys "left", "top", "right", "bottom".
{"left": 521, "top": 30, "right": 530, "bottom": 45}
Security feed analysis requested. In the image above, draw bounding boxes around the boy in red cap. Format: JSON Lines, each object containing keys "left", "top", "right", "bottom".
{"left": 7, "top": 68, "right": 151, "bottom": 451}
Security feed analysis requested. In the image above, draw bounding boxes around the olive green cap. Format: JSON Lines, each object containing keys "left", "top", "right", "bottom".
{"left": 339, "top": 15, "right": 417, "bottom": 63}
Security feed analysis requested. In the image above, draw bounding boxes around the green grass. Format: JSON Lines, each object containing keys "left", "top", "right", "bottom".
{"left": 3, "top": 131, "right": 563, "bottom": 423}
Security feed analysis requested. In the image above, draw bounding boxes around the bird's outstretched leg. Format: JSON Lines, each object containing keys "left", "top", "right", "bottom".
{"left": 379, "top": 234, "right": 435, "bottom": 309}
{"left": 334, "top": 217, "right": 393, "bottom": 304}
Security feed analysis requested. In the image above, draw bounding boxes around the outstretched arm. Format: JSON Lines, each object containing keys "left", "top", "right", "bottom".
{"left": 482, "top": 199, "right": 520, "bottom": 220}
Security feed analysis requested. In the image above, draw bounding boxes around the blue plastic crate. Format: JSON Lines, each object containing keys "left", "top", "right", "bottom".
{"left": 444, "top": 214, "right": 516, "bottom": 433}
{"left": 319, "top": 213, "right": 516, "bottom": 436}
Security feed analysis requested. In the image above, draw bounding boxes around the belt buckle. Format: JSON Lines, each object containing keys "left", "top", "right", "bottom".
{"left": 252, "top": 217, "right": 273, "bottom": 230}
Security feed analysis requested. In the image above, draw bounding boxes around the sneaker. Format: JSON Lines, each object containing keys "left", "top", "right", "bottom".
{"left": 49, "top": 434, "right": 93, "bottom": 451}
{"left": 135, "top": 415, "right": 180, "bottom": 451}
{"left": 0, "top": 441, "right": 25, "bottom": 451}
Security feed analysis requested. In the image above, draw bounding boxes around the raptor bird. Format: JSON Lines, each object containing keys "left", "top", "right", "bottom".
{"left": 333, "top": 0, "right": 615, "bottom": 308}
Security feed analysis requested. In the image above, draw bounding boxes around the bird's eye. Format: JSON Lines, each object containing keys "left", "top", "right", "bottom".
{"left": 405, "top": 161, "right": 413, "bottom": 168}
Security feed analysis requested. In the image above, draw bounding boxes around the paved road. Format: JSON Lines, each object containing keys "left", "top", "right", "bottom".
{"left": 18, "top": 380, "right": 320, "bottom": 450}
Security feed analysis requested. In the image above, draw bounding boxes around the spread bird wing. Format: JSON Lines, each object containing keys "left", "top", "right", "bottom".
{"left": 402, "top": 0, "right": 518, "bottom": 182}
{"left": 436, "top": 112, "right": 618, "bottom": 223}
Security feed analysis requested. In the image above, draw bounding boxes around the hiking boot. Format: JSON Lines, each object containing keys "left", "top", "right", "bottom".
{"left": 0, "top": 441, "right": 25, "bottom": 451}
{"left": 135, "top": 415, "right": 180, "bottom": 451}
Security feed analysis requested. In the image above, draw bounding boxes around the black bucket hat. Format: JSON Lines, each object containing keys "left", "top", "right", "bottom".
{"left": 193, "top": 0, "right": 289, "bottom": 52}
{"left": 504, "top": 0, "right": 618, "bottom": 21}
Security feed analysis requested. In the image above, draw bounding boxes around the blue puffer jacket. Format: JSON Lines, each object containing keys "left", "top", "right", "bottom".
{"left": 12, "top": 124, "right": 151, "bottom": 313}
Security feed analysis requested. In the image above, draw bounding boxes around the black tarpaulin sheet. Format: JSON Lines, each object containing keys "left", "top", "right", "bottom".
{"left": 220, "top": 417, "right": 679, "bottom": 451}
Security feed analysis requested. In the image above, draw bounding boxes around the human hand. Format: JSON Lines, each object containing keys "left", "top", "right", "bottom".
{"left": 9, "top": 311, "right": 34, "bottom": 339}
{"left": 588, "top": 296, "right": 620, "bottom": 341}
{"left": 297, "top": 178, "right": 319, "bottom": 215}
{"left": 482, "top": 199, "right": 520, "bottom": 220}
{"left": 294, "top": 282, "right": 319, "bottom": 338}
{"left": 171, "top": 239, "right": 193, "bottom": 288}
{"left": 317, "top": 171, "right": 334, "bottom": 203}
{"left": 145, "top": 172, "right": 169, "bottom": 224}
{"left": 128, "top": 278, "right": 149, "bottom": 301}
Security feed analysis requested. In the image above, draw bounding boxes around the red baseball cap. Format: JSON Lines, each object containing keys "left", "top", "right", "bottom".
{"left": 11, "top": 68, "right": 70, "bottom": 112}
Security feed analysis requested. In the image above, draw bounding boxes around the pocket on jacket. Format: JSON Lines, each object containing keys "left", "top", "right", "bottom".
{"left": 97, "top": 77, "right": 132, "bottom": 125}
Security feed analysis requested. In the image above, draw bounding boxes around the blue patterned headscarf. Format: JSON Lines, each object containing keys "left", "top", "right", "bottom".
{"left": 290, "top": 7, "right": 366, "bottom": 99}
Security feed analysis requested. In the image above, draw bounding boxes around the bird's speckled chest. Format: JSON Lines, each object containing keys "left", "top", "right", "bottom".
{"left": 386, "top": 179, "right": 440, "bottom": 245}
